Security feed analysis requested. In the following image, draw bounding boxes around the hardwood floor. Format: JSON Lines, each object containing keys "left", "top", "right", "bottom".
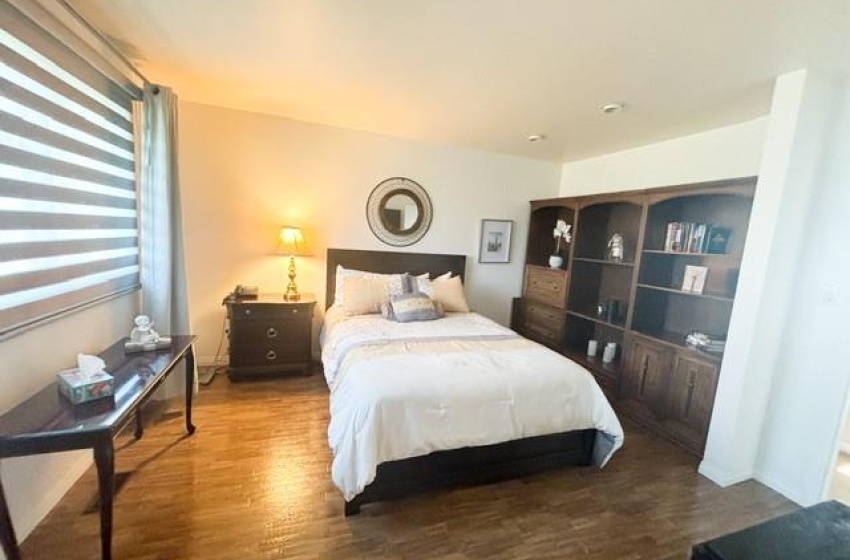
{"left": 20, "top": 371, "right": 795, "bottom": 559}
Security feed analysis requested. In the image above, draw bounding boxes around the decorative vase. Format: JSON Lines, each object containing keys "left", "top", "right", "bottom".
{"left": 548, "top": 255, "right": 564, "bottom": 269}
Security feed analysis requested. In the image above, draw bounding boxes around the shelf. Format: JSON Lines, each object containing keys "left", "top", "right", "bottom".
{"left": 642, "top": 249, "right": 741, "bottom": 261}
{"left": 565, "top": 310, "right": 625, "bottom": 331}
{"left": 561, "top": 347, "right": 621, "bottom": 381}
{"left": 636, "top": 283, "right": 734, "bottom": 303}
{"left": 573, "top": 257, "right": 635, "bottom": 267}
{"left": 631, "top": 329, "right": 723, "bottom": 363}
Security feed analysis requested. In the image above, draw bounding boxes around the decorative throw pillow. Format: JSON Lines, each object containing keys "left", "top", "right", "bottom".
{"left": 342, "top": 276, "right": 391, "bottom": 315}
{"left": 431, "top": 275, "right": 470, "bottom": 313}
{"left": 380, "top": 301, "right": 396, "bottom": 321}
{"left": 333, "top": 265, "right": 408, "bottom": 307}
{"left": 390, "top": 291, "right": 442, "bottom": 323}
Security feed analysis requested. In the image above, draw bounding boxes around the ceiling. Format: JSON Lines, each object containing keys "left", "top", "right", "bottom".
{"left": 70, "top": 0, "right": 849, "bottom": 162}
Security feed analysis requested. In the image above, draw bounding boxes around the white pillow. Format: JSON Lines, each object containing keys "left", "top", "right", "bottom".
{"left": 431, "top": 275, "right": 470, "bottom": 313}
{"left": 413, "top": 271, "right": 453, "bottom": 298}
{"left": 333, "top": 265, "right": 407, "bottom": 307}
{"left": 342, "top": 276, "right": 390, "bottom": 315}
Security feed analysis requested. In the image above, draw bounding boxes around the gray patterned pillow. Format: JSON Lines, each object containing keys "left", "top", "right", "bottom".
{"left": 389, "top": 292, "right": 443, "bottom": 323}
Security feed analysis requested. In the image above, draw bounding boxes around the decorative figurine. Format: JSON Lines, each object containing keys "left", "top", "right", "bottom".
{"left": 607, "top": 232, "right": 624, "bottom": 262}
{"left": 125, "top": 314, "right": 172, "bottom": 353}
{"left": 130, "top": 315, "right": 158, "bottom": 343}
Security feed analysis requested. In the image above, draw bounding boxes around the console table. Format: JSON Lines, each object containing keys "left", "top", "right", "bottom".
{"left": 0, "top": 335, "right": 197, "bottom": 560}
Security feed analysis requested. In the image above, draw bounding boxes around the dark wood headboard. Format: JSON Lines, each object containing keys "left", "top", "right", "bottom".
{"left": 326, "top": 248, "right": 466, "bottom": 309}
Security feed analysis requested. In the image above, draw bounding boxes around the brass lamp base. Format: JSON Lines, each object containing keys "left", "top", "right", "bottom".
{"left": 284, "top": 256, "right": 301, "bottom": 301}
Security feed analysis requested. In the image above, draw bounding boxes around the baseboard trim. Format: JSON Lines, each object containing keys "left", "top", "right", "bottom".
{"left": 13, "top": 452, "right": 92, "bottom": 541}
{"left": 197, "top": 355, "right": 228, "bottom": 367}
{"left": 698, "top": 460, "right": 753, "bottom": 487}
{"left": 753, "top": 470, "right": 811, "bottom": 507}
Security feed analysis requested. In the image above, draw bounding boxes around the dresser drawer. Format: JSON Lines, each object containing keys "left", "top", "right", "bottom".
{"left": 524, "top": 266, "right": 568, "bottom": 309}
{"left": 521, "top": 300, "right": 564, "bottom": 348}
{"left": 523, "top": 300, "right": 564, "bottom": 332}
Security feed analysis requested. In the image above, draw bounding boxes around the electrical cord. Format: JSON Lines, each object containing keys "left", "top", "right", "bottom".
{"left": 200, "top": 313, "right": 228, "bottom": 386}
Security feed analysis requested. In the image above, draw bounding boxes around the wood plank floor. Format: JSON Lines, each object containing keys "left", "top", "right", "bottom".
{"left": 20, "top": 371, "right": 795, "bottom": 559}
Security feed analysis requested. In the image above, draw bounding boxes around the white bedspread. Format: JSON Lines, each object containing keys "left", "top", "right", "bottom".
{"left": 321, "top": 308, "right": 624, "bottom": 501}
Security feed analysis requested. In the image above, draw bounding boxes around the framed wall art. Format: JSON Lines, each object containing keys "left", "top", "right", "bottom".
{"left": 478, "top": 219, "right": 513, "bottom": 263}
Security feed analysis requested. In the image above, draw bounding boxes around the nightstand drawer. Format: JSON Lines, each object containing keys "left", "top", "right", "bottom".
{"left": 230, "top": 321, "right": 310, "bottom": 352}
{"left": 225, "top": 295, "right": 315, "bottom": 378}
{"left": 229, "top": 338, "right": 311, "bottom": 366}
{"left": 229, "top": 302, "right": 311, "bottom": 321}
{"left": 524, "top": 266, "right": 568, "bottom": 309}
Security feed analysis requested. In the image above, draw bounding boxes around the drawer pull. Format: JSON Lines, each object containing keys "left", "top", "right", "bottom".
{"left": 266, "top": 350, "right": 277, "bottom": 361}
{"left": 266, "top": 327, "right": 278, "bottom": 339}
{"left": 292, "top": 308, "right": 299, "bottom": 314}
{"left": 244, "top": 308, "right": 252, "bottom": 316}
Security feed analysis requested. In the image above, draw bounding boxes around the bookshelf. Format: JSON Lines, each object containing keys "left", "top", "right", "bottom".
{"left": 515, "top": 177, "right": 757, "bottom": 456}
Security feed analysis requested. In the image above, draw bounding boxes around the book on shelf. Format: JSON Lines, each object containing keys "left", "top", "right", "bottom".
{"left": 664, "top": 221, "right": 714, "bottom": 253}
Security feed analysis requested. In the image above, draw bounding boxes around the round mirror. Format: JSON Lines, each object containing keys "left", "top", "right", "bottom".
{"left": 367, "top": 178, "right": 432, "bottom": 246}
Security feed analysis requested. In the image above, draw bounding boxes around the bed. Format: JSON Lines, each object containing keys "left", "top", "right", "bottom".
{"left": 323, "top": 248, "right": 624, "bottom": 515}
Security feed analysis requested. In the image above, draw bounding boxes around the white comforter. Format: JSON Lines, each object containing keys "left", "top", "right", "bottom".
{"left": 321, "top": 308, "right": 624, "bottom": 501}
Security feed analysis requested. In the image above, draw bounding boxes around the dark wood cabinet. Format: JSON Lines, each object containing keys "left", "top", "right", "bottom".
{"left": 665, "top": 353, "right": 719, "bottom": 453}
{"left": 621, "top": 334, "right": 670, "bottom": 418}
{"left": 516, "top": 265, "right": 568, "bottom": 348}
{"left": 225, "top": 294, "right": 315, "bottom": 378}
{"left": 514, "top": 177, "right": 756, "bottom": 457}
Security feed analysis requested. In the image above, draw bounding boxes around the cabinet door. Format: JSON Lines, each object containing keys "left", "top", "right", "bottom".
{"left": 668, "top": 354, "right": 719, "bottom": 435}
{"left": 621, "top": 336, "right": 669, "bottom": 416}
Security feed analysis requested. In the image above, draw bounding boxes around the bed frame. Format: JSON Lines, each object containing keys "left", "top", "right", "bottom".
{"left": 325, "top": 248, "right": 597, "bottom": 516}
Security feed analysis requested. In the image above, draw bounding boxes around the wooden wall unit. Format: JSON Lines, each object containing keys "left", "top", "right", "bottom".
{"left": 514, "top": 177, "right": 756, "bottom": 456}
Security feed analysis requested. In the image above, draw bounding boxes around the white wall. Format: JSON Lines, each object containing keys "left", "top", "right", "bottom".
{"left": 754, "top": 77, "right": 850, "bottom": 505}
{"left": 178, "top": 101, "right": 562, "bottom": 362}
{"left": 559, "top": 117, "right": 767, "bottom": 195}
{"left": 700, "top": 69, "right": 829, "bottom": 488}
{"left": 0, "top": 294, "right": 136, "bottom": 556}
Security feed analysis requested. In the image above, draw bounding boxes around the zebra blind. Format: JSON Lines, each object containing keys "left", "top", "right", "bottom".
{"left": 0, "top": 0, "right": 141, "bottom": 337}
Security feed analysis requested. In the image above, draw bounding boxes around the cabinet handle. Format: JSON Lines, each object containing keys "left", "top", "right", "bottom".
{"left": 292, "top": 308, "right": 298, "bottom": 314}
{"left": 266, "top": 350, "right": 277, "bottom": 361}
{"left": 638, "top": 355, "right": 649, "bottom": 395}
{"left": 684, "top": 370, "right": 697, "bottom": 417}
{"left": 244, "top": 308, "right": 251, "bottom": 316}
{"left": 266, "top": 327, "right": 278, "bottom": 339}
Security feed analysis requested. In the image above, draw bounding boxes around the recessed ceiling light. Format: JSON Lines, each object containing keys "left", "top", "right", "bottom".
{"left": 601, "top": 102, "right": 625, "bottom": 114}
{"left": 526, "top": 134, "right": 546, "bottom": 142}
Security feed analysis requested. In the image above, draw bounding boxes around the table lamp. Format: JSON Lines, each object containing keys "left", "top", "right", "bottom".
{"left": 275, "top": 226, "right": 312, "bottom": 301}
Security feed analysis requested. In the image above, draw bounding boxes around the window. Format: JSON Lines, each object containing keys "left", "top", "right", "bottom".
{"left": 0, "top": 0, "right": 143, "bottom": 337}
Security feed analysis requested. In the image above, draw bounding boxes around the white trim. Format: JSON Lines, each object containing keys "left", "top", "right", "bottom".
{"left": 754, "top": 470, "right": 812, "bottom": 507}
{"left": 196, "top": 354, "right": 228, "bottom": 367}
{"left": 697, "top": 460, "right": 753, "bottom": 487}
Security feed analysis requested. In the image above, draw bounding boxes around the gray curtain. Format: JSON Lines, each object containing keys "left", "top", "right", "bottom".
{"left": 138, "top": 85, "right": 195, "bottom": 397}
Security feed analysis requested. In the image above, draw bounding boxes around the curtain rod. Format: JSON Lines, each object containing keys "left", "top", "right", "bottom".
{"left": 55, "top": 0, "right": 152, "bottom": 88}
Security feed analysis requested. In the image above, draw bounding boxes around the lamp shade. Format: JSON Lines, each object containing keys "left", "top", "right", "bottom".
{"left": 275, "top": 226, "right": 312, "bottom": 257}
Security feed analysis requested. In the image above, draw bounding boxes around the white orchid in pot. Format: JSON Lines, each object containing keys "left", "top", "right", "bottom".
{"left": 550, "top": 219, "right": 572, "bottom": 268}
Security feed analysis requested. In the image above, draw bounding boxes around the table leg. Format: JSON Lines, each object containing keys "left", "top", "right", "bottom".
{"left": 94, "top": 440, "right": 114, "bottom": 560}
{"left": 0, "top": 473, "right": 21, "bottom": 560}
{"left": 134, "top": 410, "right": 144, "bottom": 439}
{"left": 185, "top": 345, "right": 196, "bottom": 435}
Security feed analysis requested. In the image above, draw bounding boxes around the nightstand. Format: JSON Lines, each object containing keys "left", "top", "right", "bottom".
{"left": 224, "top": 294, "right": 315, "bottom": 379}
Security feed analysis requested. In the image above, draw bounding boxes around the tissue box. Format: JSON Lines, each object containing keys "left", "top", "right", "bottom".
{"left": 57, "top": 369, "right": 114, "bottom": 404}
